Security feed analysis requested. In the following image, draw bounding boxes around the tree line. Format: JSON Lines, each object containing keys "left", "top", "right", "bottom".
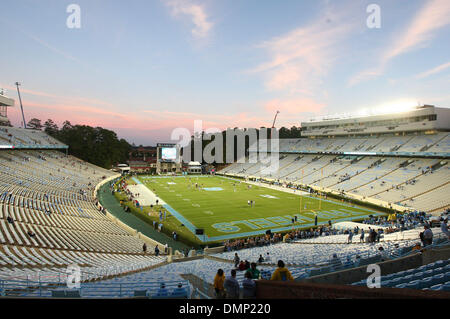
{"left": 27, "top": 118, "right": 131, "bottom": 169}
{"left": 182, "top": 126, "right": 303, "bottom": 164}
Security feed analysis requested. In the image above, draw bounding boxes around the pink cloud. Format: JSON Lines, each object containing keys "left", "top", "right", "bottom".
{"left": 251, "top": 8, "right": 354, "bottom": 94}
{"left": 415, "top": 61, "right": 450, "bottom": 79}
{"left": 385, "top": 0, "right": 450, "bottom": 61}
{"left": 349, "top": 0, "right": 450, "bottom": 86}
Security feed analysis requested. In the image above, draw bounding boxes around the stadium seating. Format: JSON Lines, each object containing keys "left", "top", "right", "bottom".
{"left": 0, "top": 146, "right": 169, "bottom": 293}
{"left": 0, "top": 127, "right": 66, "bottom": 148}
{"left": 351, "top": 258, "right": 450, "bottom": 291}
{"left": 220, "top": 133, "right": 450, "bottom": 213}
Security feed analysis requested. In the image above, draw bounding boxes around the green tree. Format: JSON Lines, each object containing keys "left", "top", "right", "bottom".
{"left": 44, "top": 119, "right": 59, "bottom": 135}
{"left": 27, "top": 118, "right": 43, "bottom": 130}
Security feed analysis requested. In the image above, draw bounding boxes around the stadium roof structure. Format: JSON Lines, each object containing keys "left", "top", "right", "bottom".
{"left": 301, "top": 105, "right": 450, "bottom": 137}
{"left": 0, "top": 89, "right": 14, "bottom": 124}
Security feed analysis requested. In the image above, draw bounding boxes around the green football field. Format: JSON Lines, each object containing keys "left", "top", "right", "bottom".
{"left": 135, "top": 175, "right": 387, "bottom": 243}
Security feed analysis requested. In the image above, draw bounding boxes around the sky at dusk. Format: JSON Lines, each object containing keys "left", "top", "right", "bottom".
{"left": 1, "top": 0, "right": 449, "bottom": 145}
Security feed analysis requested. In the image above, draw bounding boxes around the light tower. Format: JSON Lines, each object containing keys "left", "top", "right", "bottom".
{"left": 15, "top": 82, "right": 27, "bottom": 128}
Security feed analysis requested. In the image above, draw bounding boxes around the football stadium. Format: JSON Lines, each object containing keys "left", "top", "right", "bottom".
{"left": 1, "top": 0, "right": 450, "bottom": 305}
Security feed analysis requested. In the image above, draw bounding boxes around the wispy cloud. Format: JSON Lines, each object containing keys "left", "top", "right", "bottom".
{"left": 415, "top": 61, "right": 450, "bottom": 79}
{"left": 250, "top": 7, "right": 354, "bottom": 95}
{"left": 164, "top": 0, "right": 213, "bottom": 39}
{"left": 0, "top": 18, "right": 85, "bottom": 66}
{"left": 349, "top": 0, "right": 450, "bottom": 86}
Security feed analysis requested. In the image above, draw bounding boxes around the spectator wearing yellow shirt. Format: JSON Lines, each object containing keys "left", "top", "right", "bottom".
{"left": 270, "top": 260, "right": 294, "bottom": 281}
{"left": 214, "top": 269, "right": 226, "bottom": 298}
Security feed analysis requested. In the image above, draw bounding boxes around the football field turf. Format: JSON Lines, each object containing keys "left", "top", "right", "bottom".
{"left": 135, "top": 175, "right": 387, "bottom": 243}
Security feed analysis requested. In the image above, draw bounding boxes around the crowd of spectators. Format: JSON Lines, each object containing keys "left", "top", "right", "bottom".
{"left": 214, "top": 258, "right": 294, "bottom": 299}
{"left": 223, "top": 225, "right": 345, "bottom": 252}
{"left": 223, "top": 233, "right": 281, "bottom": 251}
{"left": 362, "top": 211, "right": 430, "bottom": 233}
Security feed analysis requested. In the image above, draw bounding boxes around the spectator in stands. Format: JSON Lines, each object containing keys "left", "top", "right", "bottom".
{"left": 247, "top": 262, "right": 261, "bottom": 279}
{"left": 265, "top": 252, "right": 271, "bottom": 262}
{"left": 224, "top": 269, "right": 240, "bottom": 299}
{"left": 441, "top": 218, "right": 450, "bottom": 239}
{"left": 378, "top": 247, "right": 389, "bottom": 261}
{"left": 258, "top": 254, "right": 264, "bottom": 263}
{"left": 270, "top": 260, "right": 294, "bottom": 281}
{"left": 6, "top": 215, "right": 14, "bottom": 225}
{"left": 360, "top": 229, "right": 365, "bottom": 243}
{"left": 244, "top": 260, "right": 250, "bottom": 270}
{"left": 142, "top": 243, "right": 147, "bottom": 254}
{"left": 238, "top": 260, "right": 246, "bottom": 271}
{"left": 154, "top": 245, "right": 160, "bottom": 256}
{"left": 242, "top": 271, "right": 256, "bottom": 299}
{"left": 214, "top": 269, "right": 226, "bottom": 299}
{"left": 347, "top": 230, "right": 353, "bottom": 244}
{"left": 234, "top": 253, "right": 240, "bottom": 268}
{"left": 422, "top": 225, "right": 433, "bottom": 246}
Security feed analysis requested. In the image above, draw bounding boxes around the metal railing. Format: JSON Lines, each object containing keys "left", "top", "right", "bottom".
{"left": 0, "top": 278, "right": 191, "bottom": 299}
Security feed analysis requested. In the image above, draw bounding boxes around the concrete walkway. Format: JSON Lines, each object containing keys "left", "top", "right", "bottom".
{"left": 97, "top": 183, "right": 189, "bottom": 253}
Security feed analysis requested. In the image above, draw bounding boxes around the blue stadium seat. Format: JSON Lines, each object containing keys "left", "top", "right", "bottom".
{"left": 425, "top": 262, "right": 436, "bottom": 270}
{"left": 432, "top": 267, "right": 444, "bottom": 275}
{"left": 432, "top": 274, "right": 445, "bottom": 285}
{"left": 381, "top": 279, "right": 392, "bottom": 288}
{"left": 395, "top": 283, "right": 407, "bottom": 289}
{"left": 390, "top": 271, "right": 406, "bottom": 280}
{"left": 390, "top": 277, "right": 405, "bottom": 286}
{"left": 419, "top": 277, "right": 435, "bottom": 289}
{"left": 405, "top": 280, "right": 420, "bottom": 290}
{"left": 404, "top": 269, "right": 415, "bottom": 276}
{"left": 402, "top": 274, "right": 414, "bottom": 283}
{"left": 412, "top": 272, "right": 424, "bottom": 281}
{"left": 429, "top": 284, "right": 443, "bottom": 291}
